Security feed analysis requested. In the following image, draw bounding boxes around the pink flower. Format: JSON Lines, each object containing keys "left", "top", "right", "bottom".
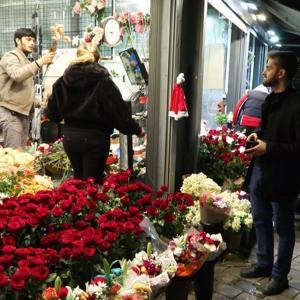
{"left": 72, "top": 1, "right": 82, "bottom": 15}
{"left": 97, "top": 0, "right": 105, "bottom": 10}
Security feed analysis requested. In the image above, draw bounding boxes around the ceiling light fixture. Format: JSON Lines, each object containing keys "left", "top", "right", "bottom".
{"left": 257, "top": 14, "right": 267, "bottom": 21}
{"left": 267, "top": 30, "right": 275, "bottom": 36}
{"left": 251, "top": 14, "right": 257, "bottom": 21}
{"left": 275, "top": 44, "right": 282, "bottom": 47}
{"left": 270, "top": 36, "right": 279, "bottom": 43}
{"left": 240, "top": 2, "right": 249, "bottom": 10}
{"left": 247, "top": 3, "right": 258, "bottom": 10}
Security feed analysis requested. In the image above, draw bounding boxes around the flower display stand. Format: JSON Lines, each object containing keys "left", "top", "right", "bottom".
{"left": 165, "top": 276, "right": 191, "bottom": 300}
{"left": 194, "top": 259, "right": 216, "bottom": 300}
{"left": 225, "top": 230, "right": 242, "bottom": 253}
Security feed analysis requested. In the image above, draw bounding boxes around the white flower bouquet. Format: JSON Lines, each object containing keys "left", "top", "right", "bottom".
{"left": 223, "top": 192, "right": 253, "bottom": 232}
{"left": 180, "top": 173, "right": 221, "bottom": 199}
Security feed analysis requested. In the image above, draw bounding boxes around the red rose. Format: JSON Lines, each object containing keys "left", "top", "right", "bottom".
{"left": 178, "top": 204, "right": 186, "bottom": 212}
{"left": 75, "top": 220, "right": 88, "bottom": 228}
{"left": 1, "top": 236, "right": 16, "bottom": 246}
{"left": 1, "top": 245, "right": 16, "bottom": 253}
{"left": 59, "top": 248, "right": 72, "bottom": 259}
{"left": 36, "top": 207, "right": 50, "bottom": 220}
{"left": 164, "top": 213, "right": 176, "bottom": 222}
{"left": 83, "top": 247, "right": 96, "bottom": 258}
{"left": 120, "top": 196, "right": 130, "bottom": 206}
{"left": 7, "top": 216, "right": 25, "bottom": 232}
{"left": 0, "top": 254, "right": 14, "bottom": 265}
{"left": 76, "top": 196, "right": 87, "bottom": 207}
{"left": 0, "top": 273, "right": 8, "bottom": 287}
{"left": 51, "top": 206, "right": 64, "bottom": 218}
{"left": 17, "top": 259, "right": 30, "bottom": 267}
{"left": 96, "top": 239, "right": 112, "bottom": 252}
{"left": 58, "top": 286, "right": 68, "bottom": 298}
{"left": 16, "top": 266, "right": 31, "bottom": 279}
{"left": 31, "top": 265, "right": 49, "bottom": 281}
{"left": 10, "top": 273, "right": 27, "bottom": 291}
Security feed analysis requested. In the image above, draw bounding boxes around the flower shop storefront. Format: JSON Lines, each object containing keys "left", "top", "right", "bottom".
{"left": 0, "top": 0, "right": 270, "bottom": 299}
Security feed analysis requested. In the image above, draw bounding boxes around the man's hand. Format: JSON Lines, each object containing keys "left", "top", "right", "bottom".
{"left": 137, "top": 128, "right": 146, "bottom": 138}
{"left": 244, "top": 139, "right": 267, "bottom": 156}
{"left": 36, "top": 51, "right": 56, "bottom": 66}
{"left": 247, "top": 133, "right": 258, "bottom": 142}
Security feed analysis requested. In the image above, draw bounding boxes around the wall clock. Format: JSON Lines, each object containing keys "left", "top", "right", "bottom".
{"left": 101, "top": 16, "right": 122, "bottom": 47}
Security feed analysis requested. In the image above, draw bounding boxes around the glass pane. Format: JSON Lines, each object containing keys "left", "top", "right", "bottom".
{"left": 201, "top": 5, "right": 230, "bottom": 132}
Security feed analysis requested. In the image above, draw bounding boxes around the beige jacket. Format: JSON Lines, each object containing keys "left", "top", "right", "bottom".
{"left": 0, "top": 48, "right": 39, "bottom": 116}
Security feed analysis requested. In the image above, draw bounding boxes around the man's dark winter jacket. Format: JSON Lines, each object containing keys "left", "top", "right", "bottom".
{"left": 246, "top": 85, "right": 300, "bottom": 202}
{"left": 46, "top": 62, "right": 141, "bottom": 135}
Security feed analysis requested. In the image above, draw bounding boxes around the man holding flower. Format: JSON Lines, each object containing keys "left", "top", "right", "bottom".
{"left": 0, "top": 28, "right": 55, "bottom": 148}
{"left": 240, "top": 51, "right": 300, "bottom": 296}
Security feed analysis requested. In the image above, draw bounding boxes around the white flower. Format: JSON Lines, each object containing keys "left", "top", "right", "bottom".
{"left": 226, "top": 136, "right": 234, "bottom": 144}
{"left": 227, "top": 111, "right": 233, "bottom": 123}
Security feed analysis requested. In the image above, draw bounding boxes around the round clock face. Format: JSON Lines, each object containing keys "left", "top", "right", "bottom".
{"left": 104, "top": 18, "right": 121, "bottom": 47}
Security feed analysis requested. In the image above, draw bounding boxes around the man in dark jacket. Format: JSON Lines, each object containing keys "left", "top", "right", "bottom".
{"left": 240, "top": 51, "right": 300, "bottom": 296}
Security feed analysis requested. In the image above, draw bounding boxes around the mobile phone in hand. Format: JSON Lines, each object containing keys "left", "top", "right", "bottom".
{"left": 245, "top": 140, "right": 258, "bottom": 149}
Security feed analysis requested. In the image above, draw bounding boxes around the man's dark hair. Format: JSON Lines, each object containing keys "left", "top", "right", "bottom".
{"left": 268, "top": 50, "right": 299, "bottom": 80}
{"left": 14, "top": 28, "right": 36, "bottom": 46}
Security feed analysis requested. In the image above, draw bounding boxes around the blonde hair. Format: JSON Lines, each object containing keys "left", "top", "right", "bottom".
{"left": 70, "top": 43, "right": 100, "bottom": 64}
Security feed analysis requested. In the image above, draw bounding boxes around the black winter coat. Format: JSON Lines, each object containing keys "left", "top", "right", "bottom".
{"left": 245, "top": 85, "right": 300, "bottom": 201}
{"left": 46, "top": 62, "right": 141, "bottom": 135}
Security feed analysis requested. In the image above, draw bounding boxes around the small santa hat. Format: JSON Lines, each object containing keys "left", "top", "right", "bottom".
{"left": 169, "top": 73, "right": 189, "bottom": 120}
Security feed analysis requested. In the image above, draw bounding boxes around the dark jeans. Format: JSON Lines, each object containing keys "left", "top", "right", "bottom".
{"left": 249, "top": 162, "right": 296, "bottom": 280}
{"left": 63, "top": 127, "right": 110, "bottom": 183}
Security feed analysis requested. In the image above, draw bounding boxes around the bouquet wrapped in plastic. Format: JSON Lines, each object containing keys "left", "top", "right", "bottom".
{"left": 199, "top": 191, "right": 231, "bottom": 225}
{"left": 128, "top": 243, "right": 177, "bottom": 298}
{"left": 168, "top": 229, "right": 208, "bottom": 277}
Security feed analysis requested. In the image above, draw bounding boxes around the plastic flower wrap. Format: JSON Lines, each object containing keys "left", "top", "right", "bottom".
{"left": 180, "top": 173, "right": 221, "bottom": 199}
{"left": 223, "top": 191, "right": 253, "bottom": 232}
{"left": 168, "top": 229, "right": 209, "bottom": 277}
{"left": 129, "top": 243, "right": 177, "bottom": 295}
{"left": 197, "top": 127, "right": 251, "bottom": 186}
{"left": 198, "top": 190, "right": 232, "bottom": 225}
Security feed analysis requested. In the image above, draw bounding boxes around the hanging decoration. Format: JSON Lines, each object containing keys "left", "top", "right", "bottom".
{"left": 169, "top": 73, "right": 189, "bottom": 120}
{"left": 72, "top": 0, "right": 106, "bottom": 24}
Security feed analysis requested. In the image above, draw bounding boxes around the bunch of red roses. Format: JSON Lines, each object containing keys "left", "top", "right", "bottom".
{"left": 0, "top": 177, "right": 144, "bottom": 298}
{"left": 102, "top": 170, "right": 194, "bottom": 239}
{"left": 0, "top": 170, "right": 194, "bottom": 298}
{"left": 198, "top": 127, "right": 251, "bottom": 185}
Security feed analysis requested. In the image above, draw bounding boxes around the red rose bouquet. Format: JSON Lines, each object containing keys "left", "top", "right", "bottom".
{"left": 197, "top": 127, "right": 251, "bottom": 186}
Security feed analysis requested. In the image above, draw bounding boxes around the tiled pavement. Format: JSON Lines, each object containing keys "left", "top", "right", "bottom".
{"left": 188, "top": 222, "right": 300, "bottom": 300}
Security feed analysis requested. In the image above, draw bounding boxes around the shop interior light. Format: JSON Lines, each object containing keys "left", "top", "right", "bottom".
{"left": 251, "top": 14, "right": 257, "bottom": 21}
{"left": 257, "top": 14, "right": 267, "bottom": 21}
{"left": 267, "top": 30, "right": 276, "bottom": 36}
{"left": 240, "top": 2, "right": 249, "bottom": 10}
{"left": 270, "top": 36, "right": 279, "bottom": 43}
{"left": 247, "top": 3, "right": 258, "bottom": 10}
{"left": 275, "top": 43, "right": 282, "bottom": 47}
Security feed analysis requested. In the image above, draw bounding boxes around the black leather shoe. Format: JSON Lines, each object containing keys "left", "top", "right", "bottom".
{"left": 240, "top": 265, "right": 272, "bottom": 278}
{"left": 262, "top": 277, "right": 289, "bottom": 296}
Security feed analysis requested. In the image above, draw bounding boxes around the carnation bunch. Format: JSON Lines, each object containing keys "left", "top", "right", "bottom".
{"left": 180, "top": 173, "right": 221, "bottom": 198}
{"left": 223, "top": 191, "right": 253, "bottom": 232}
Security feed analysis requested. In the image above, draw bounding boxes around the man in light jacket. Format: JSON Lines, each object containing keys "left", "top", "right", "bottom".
{"left": 0, "top": 28, "right": 55, "bottom": 148}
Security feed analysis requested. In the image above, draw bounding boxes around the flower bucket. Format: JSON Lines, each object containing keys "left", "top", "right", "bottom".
{"left": 200, "top": 202, "right": 228, "bottom": 225}
{"left": 225, "top": 230, "right": 242, "bottom": 253}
